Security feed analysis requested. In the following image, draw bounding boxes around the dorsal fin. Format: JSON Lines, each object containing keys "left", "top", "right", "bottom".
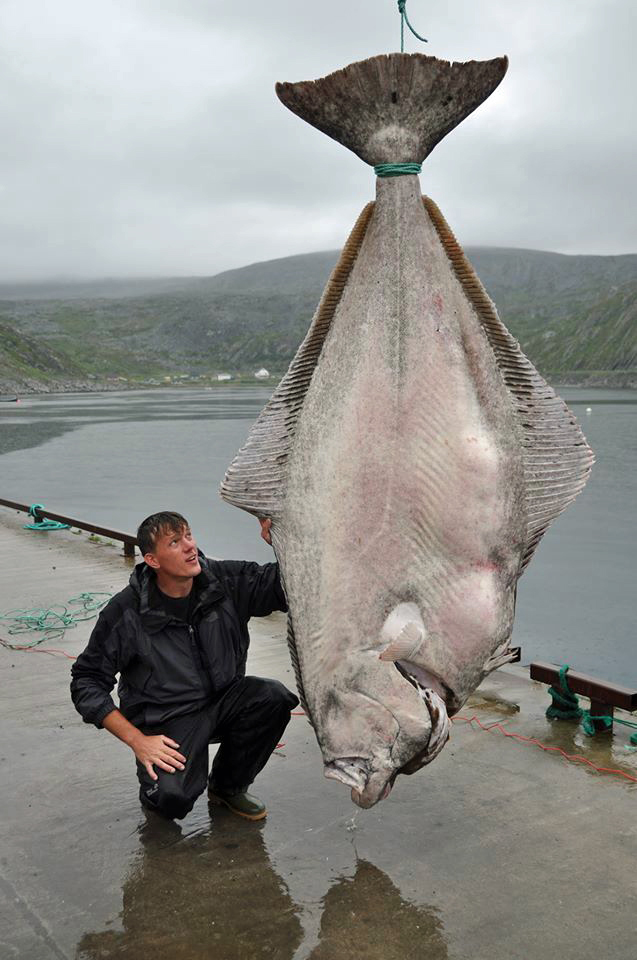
{"left": 219, "top": 200, "right": 375, "bottom": 519}
{"left": 424, "top": 195, "right": 594, "bottom": 572}
{"left": 286, "top": 617, "right": 312, "bottom": 724}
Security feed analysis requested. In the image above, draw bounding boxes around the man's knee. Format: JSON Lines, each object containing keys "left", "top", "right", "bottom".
{"left": 245, "top": 676, "right": 299, "bottom": 716}
{"left": 140, "top": 777, "right": 195, "bottom": 821}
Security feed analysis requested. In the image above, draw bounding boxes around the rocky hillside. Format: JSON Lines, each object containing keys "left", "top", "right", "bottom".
{"left": 1, "top": 246, "right": 636, "bottom": 392}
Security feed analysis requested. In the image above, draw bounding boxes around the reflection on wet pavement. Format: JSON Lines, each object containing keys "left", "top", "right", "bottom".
{"left": 75, "top": 809, "right": 448, "bottom": 960}
{"left": 307, "top": 860, "right": 447, "bottom": 960}
{"left": 76, "top": 807, "right": 304, "bottom": 960}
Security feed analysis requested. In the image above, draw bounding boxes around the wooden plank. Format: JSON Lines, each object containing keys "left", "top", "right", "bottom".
{"left": 530, "top": 661, "right": 637, "bottom": 711}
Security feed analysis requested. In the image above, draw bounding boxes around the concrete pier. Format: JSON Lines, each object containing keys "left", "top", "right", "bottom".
{"left": 1, "top": 504, "right": 635, "bottom": 960}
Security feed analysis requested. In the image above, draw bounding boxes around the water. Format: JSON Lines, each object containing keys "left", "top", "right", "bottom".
{"left": 0, "top": 386, "right": 635, "bottom": 685}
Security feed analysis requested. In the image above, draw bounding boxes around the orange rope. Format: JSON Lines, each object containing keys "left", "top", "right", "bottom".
{"left": 453, "top": 714, "right": 637, "bottom": 784}
{"left": 1, "top": 639, "right": 76, "bottom": 660}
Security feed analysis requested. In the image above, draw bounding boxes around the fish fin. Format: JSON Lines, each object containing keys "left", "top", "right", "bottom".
{"left": 424, "top": 195, "right": 594, "bottom": 573}
{"left": 378, "top": 621, "right": 424, "bottom": 662}
{"left": 276, "top": 53, "right": 507, "bottom": 167}
{"left": 219, "top": 200, "right": 374, "bottom": 518}
{"left": 484, "top": 642, "right": 518, "bottom": 674}
{"left": 286, "top": 617, "right": 312, "bottom": 723}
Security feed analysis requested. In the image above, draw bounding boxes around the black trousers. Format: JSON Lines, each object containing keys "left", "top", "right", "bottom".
{"left": 136, "top": 676, "right": 298, "bottom": 820}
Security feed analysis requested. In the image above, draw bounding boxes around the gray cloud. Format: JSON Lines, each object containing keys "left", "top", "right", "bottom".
{"left": 0, "top": 0, "right": 635, "bottom": 280}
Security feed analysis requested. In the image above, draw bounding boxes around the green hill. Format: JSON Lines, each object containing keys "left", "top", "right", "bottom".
{"left": 1, "top": 246, "right": 636, "bottom": 392}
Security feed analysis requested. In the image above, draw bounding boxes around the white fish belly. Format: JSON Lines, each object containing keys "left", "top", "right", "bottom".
{"left": 279, "top": 177, "right": 527, "bottom": 742}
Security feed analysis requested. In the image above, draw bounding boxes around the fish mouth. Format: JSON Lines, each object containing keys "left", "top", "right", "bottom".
{"left": 323, "top": 683, "right": 450, "bottom": 808}
{"left": 324, "top": 757, "right": 370, "bottom": 792}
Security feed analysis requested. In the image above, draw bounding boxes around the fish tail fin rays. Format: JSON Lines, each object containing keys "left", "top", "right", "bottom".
{"left": 219, "top": 200, "right": 375, "bottom": 519}
{"left": 424, "top": 195, "right": 594, "bottom": 573}
{"left": 275, "top": 53, "right": 508, "bottom": 167}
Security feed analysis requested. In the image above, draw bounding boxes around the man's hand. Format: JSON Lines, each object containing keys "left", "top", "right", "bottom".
{"left": 259, "top": 517, "right": 272, "bottom": 545}
{"left": 132, "top": 733, "right": 187, "bottom": 781}
{"left": 102, "top": 709, "right": 187, "bottom": 780}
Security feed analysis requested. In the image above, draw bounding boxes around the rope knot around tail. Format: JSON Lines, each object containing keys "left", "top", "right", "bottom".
{"left": 374, "top": 162, "right": 422, "bottom": 177}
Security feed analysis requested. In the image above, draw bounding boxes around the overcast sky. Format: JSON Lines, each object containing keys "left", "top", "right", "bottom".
{"left": 0, "top": 0, "right": 635, "bottom": 280}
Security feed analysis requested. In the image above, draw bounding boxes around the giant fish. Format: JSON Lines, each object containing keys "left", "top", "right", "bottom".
{"left": 220, "top": 53, "right": 593, "bottom": 808}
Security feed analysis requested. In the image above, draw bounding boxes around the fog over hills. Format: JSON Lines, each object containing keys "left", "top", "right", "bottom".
{"left": 1, "top": 245, "right": 636, "bottom": 392}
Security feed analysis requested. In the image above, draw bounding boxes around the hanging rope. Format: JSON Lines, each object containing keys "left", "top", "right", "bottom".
{"left": 546, "top": 664, "right": 637, "bottom": 744}
{"left": 23, "top": 503, "right": 69, "bottom": 531}
{"left": 0, "top": 592, "right": 112, "bottom": 647}
{"left": 398, "top": 1, "right": 428, "bottom": 52}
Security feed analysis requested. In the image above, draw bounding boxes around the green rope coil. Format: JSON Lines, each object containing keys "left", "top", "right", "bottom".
{"left": 374, "top": 162, "right": 422, "bottom": 177}
{"left": 546, "top": 664, "right": 637, "bottom": 744}
{"left": 0, "top": 592, "right": 112, "bottom": 647}
{"left": 546, "top": 665, "right": 582, "bottom": 721}
{"left": 23, "top": 503, "right": 69, "bottom": 532}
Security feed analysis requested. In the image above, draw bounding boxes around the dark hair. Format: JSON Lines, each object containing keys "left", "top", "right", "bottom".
{"left": 137, "top": 511, "right": 190, "bottom": 557}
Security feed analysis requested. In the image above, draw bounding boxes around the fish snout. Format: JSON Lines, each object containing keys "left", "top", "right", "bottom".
{"left": 324, "top": 756, "right": 395, "bottom": 808}
{"left": 328, "top": 688, "right": 450, "bottom": 808}
{"left": 350, "top": 772, "right": 396, "bottom": 809}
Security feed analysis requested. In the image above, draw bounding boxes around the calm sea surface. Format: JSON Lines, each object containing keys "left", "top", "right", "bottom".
{"left": 0, "top": 386, "right": 635, "bottom": 685}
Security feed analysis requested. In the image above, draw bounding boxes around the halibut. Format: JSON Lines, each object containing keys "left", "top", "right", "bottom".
{"left": 220, "top": 53, "right": 593, "bottom": 807}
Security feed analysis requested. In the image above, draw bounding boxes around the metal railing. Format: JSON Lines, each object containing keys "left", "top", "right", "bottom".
{"left": 0, "top": 497, "right": 137, "bottom": 559}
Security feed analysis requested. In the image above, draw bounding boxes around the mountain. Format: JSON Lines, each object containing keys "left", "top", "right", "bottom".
{"left": 1, "top": 246, "right": 636, "bottom": 392}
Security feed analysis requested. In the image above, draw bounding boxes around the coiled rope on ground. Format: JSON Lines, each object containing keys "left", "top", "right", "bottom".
{"left": 0, "top": 592, "right": 112, "bottom": 648}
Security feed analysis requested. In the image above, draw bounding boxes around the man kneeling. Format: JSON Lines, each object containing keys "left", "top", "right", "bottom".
{"left": 70, "top": 511, "right": 298, "bottom": 821}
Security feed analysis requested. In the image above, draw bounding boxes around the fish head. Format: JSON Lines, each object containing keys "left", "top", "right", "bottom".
{"left": 320, "top": 666, "right": 450, "bottom": 809}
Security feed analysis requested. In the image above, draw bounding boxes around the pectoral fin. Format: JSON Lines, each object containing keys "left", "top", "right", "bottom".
{"left": 379, "top": 621, "right": 425, "bottom": 662}
{"left": 378, "top": 602, "right": 426, "bottom": 662}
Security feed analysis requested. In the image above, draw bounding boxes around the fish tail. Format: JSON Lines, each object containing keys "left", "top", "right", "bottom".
{"left": 276, "top": 53, "right": 507, "bottom": 168}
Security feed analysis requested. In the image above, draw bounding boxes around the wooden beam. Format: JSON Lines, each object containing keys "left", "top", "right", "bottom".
{"left": 530, "top": 661, "right": 637, "bottom": 712}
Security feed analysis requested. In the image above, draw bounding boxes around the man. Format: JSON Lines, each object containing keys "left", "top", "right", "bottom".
{"left": 70, "top": 511, "right": 298, "bottom": 821}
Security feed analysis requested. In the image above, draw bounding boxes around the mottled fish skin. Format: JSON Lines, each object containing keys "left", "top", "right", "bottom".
{"left": 220, "top": 54, "right": 593, "bottom": 807}
{"left": 278, "top": 172, "right": 527, "bottom": 799}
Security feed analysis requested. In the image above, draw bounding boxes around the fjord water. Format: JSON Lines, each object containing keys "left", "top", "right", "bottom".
{"left": 0, "top": 387, "right": 635, "bottom": 685}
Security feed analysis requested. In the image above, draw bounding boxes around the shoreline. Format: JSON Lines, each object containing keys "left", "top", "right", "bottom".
{"left": 2, "top": 373, "right": 637, "bottom": 396}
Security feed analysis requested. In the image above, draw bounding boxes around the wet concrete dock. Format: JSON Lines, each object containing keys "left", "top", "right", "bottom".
{"left": 1, "top": 504, "right": 636, "bottom": 960}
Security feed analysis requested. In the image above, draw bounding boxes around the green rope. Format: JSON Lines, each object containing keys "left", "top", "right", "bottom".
{"left": 0, "top": 592, "right": 111, "bottom": 647}
{"left": 398, "top": 1, "right": 428, "bottom": 52}
{"left": 546, "top": 665, "right": 582, "bottom": 721}
{"left": 374, "top": 162, "right": 422, "bottom": 177}
{"left": 23, "top": 503, "right": 69, "bottom": 531}
{"left": 546, "top": 664, "right": 637, "bottom": 745}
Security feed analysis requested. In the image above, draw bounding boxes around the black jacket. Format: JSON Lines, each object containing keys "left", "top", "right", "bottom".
{"left": 70, "top": 555, "right": 287, "bottom": 729}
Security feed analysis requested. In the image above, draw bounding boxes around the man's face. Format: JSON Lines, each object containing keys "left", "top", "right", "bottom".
{"left": 145, "top": 525, "right": 201, "bottom": 579}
